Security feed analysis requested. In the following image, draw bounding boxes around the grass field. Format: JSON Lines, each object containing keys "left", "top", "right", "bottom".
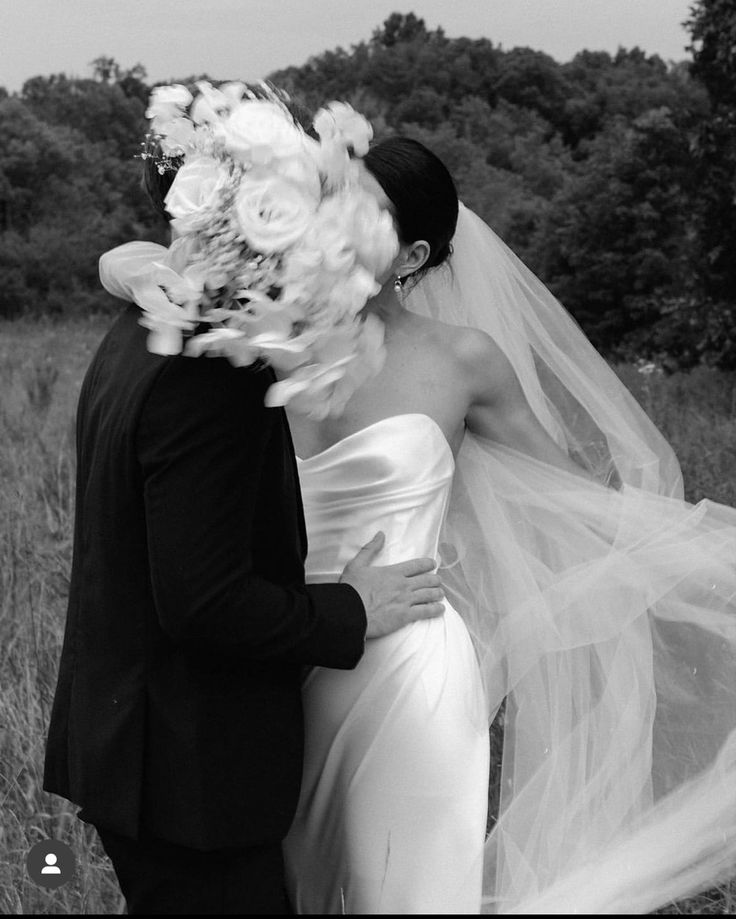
{"left": 1, "top": 316, "right": 735, "bottom": 914}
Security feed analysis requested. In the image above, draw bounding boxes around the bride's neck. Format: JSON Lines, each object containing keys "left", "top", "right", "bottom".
{"left": 362, "top": 284, "right": 407, "bottom": 335}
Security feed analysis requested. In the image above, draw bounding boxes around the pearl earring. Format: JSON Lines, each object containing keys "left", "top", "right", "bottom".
{"left": 393, "top": 275, "right": 404, "bottom": 293}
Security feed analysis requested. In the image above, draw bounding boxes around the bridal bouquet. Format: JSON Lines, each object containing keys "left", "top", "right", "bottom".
{"left": 136, "top": 81, "right": 399, "bottom": 418}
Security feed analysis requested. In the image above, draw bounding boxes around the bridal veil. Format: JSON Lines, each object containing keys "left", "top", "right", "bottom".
{"left": 405, "top": 204, "right": 736, "bottom": 913}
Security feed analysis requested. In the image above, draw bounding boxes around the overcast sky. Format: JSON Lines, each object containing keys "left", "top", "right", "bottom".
{"left": 2, "top": 0, "right": 694, "bottom": 93}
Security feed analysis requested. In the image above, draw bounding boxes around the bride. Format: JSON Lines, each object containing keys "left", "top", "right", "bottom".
{"left": 101, "top": 133, "right": 736, "bottom": 914}
{"left": 281, "top": 137, "right": 599, "bottom": 914}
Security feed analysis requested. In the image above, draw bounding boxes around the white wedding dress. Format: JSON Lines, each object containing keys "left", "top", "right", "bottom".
{"left": 283, "top": 413, "right": 490, "bottom": 914}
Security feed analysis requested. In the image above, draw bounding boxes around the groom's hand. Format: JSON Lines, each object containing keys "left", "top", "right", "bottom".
{"left": 340, "top": 532, "right": 445, "bottom": 638}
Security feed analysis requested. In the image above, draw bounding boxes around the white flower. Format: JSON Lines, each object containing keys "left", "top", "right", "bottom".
{"left": 314, "top": 102, "right": 373, "bottom": 156}
{"left": 278, "top": 193, "right": 394, "bottom": 322}
{"left": 306, "top": 202, "right": 357, "bottom": 273}
{"left": 268, "top": 149, "right": 322, "bottom": 204}
{"left": 146, "top": 84, "right": 196, "bottom": 155}
{"left": 228, "top": 290, "right": 298, "bottom": 341}
{"left": 165, "top": 156, "right": 229, "bottom": 233}
{"left": 234, "top": 174, "right": 316, "bottom": 254}
{"left": 325, "top": 266, "right": 381, "bottom": 320}
{"left": 322, "top": 314, "right": 386, "bottom": 414}
{"left": 277, "top": 249, "right": 326, "bottom": 313}
{"left": 220, "top": 82, "right": 248, "bottom": 106}
{"left": 264, "top": 359, "right": 354, "bottom": 420}
{"left": 218, "top": 100, "right": 305, "bottom": 167}
{"left": 146, "top": 84, "right": 193, "bottom": 126}
{"left": 131, "top": 83, "right": 393, "bottom": 418}
{"left": 312, "top": 136, "right": 354, "bottom": 192}
{"left": 156, "top": 117, "right": 197, "bottom": 157}
{"left": 190, "top": 81, "right": 227, "bottom": 124}
{"left": 349, "top": 190, "right": 400, "bottom": 276}
{"left": 184, "top": 328, "right": 259, "bottom": 366}
{"left": 320, "top": 190, "right": 398, "bottom": 277}
{"left": 264, "top": 315, "right": 386, "bottom": 418}
{"left": 250, "top": 332, "right": 311, "bottom": 373}
{"left": 135, "top": 258, "right": 204, "bottom": 355}
{"left": 189, "top": 81, "right": 248, "bottom": 125}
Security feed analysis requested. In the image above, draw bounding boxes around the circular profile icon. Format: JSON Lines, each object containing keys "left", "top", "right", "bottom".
{"left": 26, "top": 839, "right": 75, "bottom": 890}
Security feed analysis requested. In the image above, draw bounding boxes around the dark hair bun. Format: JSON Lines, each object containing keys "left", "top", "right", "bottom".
{"left": 363, "top": 137, "right": 458, "bottom": 282}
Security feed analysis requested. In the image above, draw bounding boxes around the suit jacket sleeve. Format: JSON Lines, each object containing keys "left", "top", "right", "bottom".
{"left": 136, "top": 354, "right": 366, "bottom": 668}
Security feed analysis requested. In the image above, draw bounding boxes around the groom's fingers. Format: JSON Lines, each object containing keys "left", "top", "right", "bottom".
{"left": 410, "top": 587, "right": 445, "bottom": 605}
{"left": 411, "top": 601, "right": 445, "bottom": 619}
{"left": 346, "top": 531, "right": 386, "bottom": 568}
{"left": 394, "top": 557, "right": 437, "bottom": 577}
{"left": 409, "top": 572, "right": 442, "bottom": 590}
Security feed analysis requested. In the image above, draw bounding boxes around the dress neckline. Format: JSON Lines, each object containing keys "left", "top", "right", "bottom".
{"left": 295, "top": 413, "right": 454, "bottom": 466}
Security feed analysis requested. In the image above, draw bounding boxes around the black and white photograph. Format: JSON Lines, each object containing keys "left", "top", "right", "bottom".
{"left": 2, "top": 0, "right": 736, "bottom": 914}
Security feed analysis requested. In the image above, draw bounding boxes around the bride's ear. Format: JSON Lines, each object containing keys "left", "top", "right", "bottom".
{"left": 397, "top": 239, "right": 431, "bottom": 280}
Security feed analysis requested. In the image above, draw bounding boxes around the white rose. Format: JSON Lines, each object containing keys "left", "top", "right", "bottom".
{"left": 189, "top": 80, "right": 247, "bottom": 125}
{"left": 165, "top": 157, "right": 228, "bottom": 233}
{"left": 189, "top": 96, "right": 219, "bottom": 127}
{"left": 218, "top": 100, "right": 305, "bottom": 167}
{"left": 219, "top": 82, "right": 247, "bottom": 106}
{"left": 270, "top": 148, "right": 322, "bottom": 203}
{"left": 234, "top": 174, "right": 316, "bottom": 254}
{"left": 304, "top": 200, "right": 356, "bottom": 274}
{"left": 314, "top": 102, "right": 373, "bottom": 156}
{"left": 323, "top": 190, "right": 399, "bottom": 277}
{"left": 281, "top": 245, "right": 323, "bottom": 282}
{"left": 279, "top": 247, "right": 322, "bottom": 301}
{"left": 313, "top": 136, "right": 359, "bottom": 192}
{"left": 324, "top": 266, "right": 380, "bottom": 320}
{"left": 146, "top": 84, "right": 193, "bottom": 123}
{"left": 346, "top": 190, "right": 399, "bottom": 276}
{"left": 157, "top": 116, "right": 196, "bottom": 157}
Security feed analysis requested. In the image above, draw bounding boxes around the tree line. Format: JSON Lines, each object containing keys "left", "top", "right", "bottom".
{"left": 1, "top": 2, "right": 734, "bottom": 370}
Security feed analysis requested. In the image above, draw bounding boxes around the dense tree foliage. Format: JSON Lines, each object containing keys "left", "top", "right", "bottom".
{"left": 270, "top": 9, "right": 733, "bottom": 368}
{"left": 0, "top": 63, "right": 165, "bottom": 317}
{"left": 1, "top": 9, "right": 734, "bottom": 368}
{"left": 685, "top": 0, "right": 736, "bottom": 318}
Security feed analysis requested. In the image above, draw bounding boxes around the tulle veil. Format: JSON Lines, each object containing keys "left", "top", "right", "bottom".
{"left": 404, "top": 204, "right": 736, "bottom": 913}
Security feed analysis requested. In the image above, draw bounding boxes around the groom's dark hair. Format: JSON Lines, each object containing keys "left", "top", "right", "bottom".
{"left": 141, "top": 83, "right": 314, "bottom": 223}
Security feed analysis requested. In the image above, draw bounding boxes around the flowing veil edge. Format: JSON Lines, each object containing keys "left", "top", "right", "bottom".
{"left": 405, "top": 204, "right": 736, "bottom": 913}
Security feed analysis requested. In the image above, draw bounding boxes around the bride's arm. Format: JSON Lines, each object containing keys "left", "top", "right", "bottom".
{"left": 458, "top": 328, "right": 595, "bottom": 481}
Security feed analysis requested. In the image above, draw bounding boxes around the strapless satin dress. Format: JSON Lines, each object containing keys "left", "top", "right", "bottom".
{"left": 283, "top": 414, "right": 489, "bottom": 914}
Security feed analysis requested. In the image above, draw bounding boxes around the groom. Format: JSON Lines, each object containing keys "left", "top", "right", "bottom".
{"left": 43, "top": 296, "right": 444, "bottom": 913}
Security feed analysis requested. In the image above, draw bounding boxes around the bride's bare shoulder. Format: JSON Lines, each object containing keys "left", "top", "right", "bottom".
{"left": 410, "top": 315, "right": 509, "bottom": 383}
{"left": 424, "top": 322, "right": 505, "bottom": 369}
{"left": 412, "top": 314, "right": 486, "bottom": 349}
{"left": 439, "top": 324, "right": 518, "bottom": 400}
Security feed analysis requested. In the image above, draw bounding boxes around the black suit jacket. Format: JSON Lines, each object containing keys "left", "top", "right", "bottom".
{"left": 44, "top": 304, "right": 366, "bottom": 850}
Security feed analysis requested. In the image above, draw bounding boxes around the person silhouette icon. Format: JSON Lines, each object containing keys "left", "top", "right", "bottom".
{"left": 26, "top": 839, "right": 74, "bottom": 889}
{"left": 41, "top": 853, "right": 61, "bottom": 875}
